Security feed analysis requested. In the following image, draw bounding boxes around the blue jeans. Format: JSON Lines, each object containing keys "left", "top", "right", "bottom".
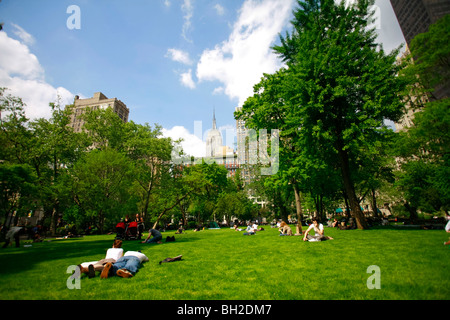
{"left": 112, "top": 256, "right": 141, "bottom": 275}
{"left": 145, "top": 235, "right": 162, "bottom": 243}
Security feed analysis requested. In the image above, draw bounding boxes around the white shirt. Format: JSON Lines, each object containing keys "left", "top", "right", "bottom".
{"left": 124, "top": 251, "right": 149, "bottom": 263}
{"left": 307, "top": 223, "right": 324, "bottom": 234}
{"left": 105, "top": 248, "right": 123, "bottom": 261}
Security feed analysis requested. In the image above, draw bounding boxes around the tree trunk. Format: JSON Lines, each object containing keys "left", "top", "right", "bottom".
{"left": 371, "top": 188, "right": 379, "bottom": 217}
{"left": 338, "top": 149, "right": 369, "bottom": 229}
{"left": 142, "top": 179, "right": 154, "bottom": 221}
{"left": 179, "top": 203, "right": 188, "bottom": 226}
{"left": 152, "top": 194, "right": 189, "bottom": 229}
{"left": 293, "top": 182, "right": 303, "bottom": 235}
{"left": 315, "top": 194, "right": 324, "bottom": 221}
{"left": 343, "top": 189, "right": 351, "bottom": 217}
{"left": 50, "top": 202, "right": 59, "bottom": 236}
{"left": 404, "top": 201, "right": 418, "bottom": 223}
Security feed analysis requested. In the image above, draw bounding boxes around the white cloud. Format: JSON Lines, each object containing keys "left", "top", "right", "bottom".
{"left": 212, "top": 87, "right": 224, "bottom": 95}
{"left": 11, "top": 23, "right": 35, "bottom": 46}
{"left": 181, "top": 0, "right": 194, "bottom": 43}
{"left": 196, "top": 0, "right": 294, "bottom": 107}
{"left": 214, "top": 4, "right": 225, "bottom": 16}
{"left": 180, "top": 69, "right": 196, "bottom": 89}
{"left": 0, "top": 29, "right": 75, "bottom": 120}
{"left": 162, "top": 126, "right": 206, "bottom": 157}
{"left": 166, "top": 48, "right": 193, "bottom": 65}
{"left": 164, "top": 0, "right": 171, "bottom": 7}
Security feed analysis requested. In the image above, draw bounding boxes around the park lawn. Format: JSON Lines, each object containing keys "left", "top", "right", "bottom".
{"left": 0, "top": 226, "right": 448, "bottom": 300}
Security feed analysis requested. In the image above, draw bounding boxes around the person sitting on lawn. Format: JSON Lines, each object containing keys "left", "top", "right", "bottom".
{"left": 444, "top": 213, "right": 450, "bottom": 245}
{"left": 79, "top": 239, "right": 124, "bottom": 278}
{"left": 175, "top": 226, "right": 185, "bottom": 234}
{"left": 141, "top": 228, "right": 162, "bottom": 244}
{"left": 101, "top": 251, "right": 149, "bottom": 278}
{"left": 332, "top": 218, "right": 339, "bottom": 228}
{"left": 279, "top": 221, "right": 293, "bottom": 236}
{"left": 303, "top": 218, "right": 333, "bottom": 242}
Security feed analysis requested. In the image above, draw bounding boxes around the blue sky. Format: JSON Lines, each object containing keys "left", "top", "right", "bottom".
{"left": 0, "top": 0, "right": 405, "bottom": 157}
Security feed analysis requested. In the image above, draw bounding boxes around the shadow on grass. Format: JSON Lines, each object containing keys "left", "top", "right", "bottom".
{"left": 0, "top": 233, "right": 200, "bottom": 276}
{"left": 0, "top": 238, "right": 113, "bottom": 276}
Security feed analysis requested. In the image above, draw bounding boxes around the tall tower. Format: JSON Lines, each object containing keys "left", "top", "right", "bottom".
{"left": 205, "top": 109, "right": 223, "bottom": 157}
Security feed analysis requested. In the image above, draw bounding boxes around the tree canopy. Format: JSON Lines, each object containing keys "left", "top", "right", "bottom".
{"left": 235, "top": 0, "right": 409, "bottom": 229}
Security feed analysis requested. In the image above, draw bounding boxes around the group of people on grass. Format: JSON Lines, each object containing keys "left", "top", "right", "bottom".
{"left": 277, "top": 218, "right": 334, "bottom": 242}
{"left": 78, "top": 239, "right": 149, "bottom": 279}
{"left": 77, "top": 220, "right": 167, "bottom": 279}
{"left": 232, "top": 218, "right": 333, "bottom": 242}
{"left": 15, "top": 212, "right": 450, "bottom": 280}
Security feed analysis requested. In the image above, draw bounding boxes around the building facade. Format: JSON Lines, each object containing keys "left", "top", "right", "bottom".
{"left": 68, "top": 92, "right": 129, "bottom": 132}
{"left": 391, "top": 0, "right": 450, "bottom": 130}
{"left": 390, "top": 0, "right": 450, "bottom": 46}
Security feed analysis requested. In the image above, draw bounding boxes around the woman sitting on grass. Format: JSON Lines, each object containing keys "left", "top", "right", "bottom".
{"left": 279, "top": 221, "right": 293, "bottom": 236}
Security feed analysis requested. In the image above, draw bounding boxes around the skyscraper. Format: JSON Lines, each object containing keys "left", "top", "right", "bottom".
{"left": 205, "top": 109, "right": 223, "bottom": 157}
{"left": 390, "top": 0, "right": 450, "bottom": 46}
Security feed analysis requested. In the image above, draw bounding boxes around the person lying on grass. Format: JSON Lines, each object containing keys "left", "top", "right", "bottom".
{"left": 303, "top": 218, "right": 334, "bottom": 242}
{"left": 78, "top": 239, "right": 123, "bottom": 278}
{"left": 100, "top": 251, "right": 149, "bottom": 279}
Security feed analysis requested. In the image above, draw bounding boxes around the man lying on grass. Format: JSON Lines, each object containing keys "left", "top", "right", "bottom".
{"left": 303, "top": 218, "right": 334, "bottom": 242}
{"left": 100, "top": 251, "right": 149, "bottom": 279}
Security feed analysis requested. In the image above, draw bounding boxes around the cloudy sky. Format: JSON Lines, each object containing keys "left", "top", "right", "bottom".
{"left": 0, "top": 0, "right": 405, "bottom": 157}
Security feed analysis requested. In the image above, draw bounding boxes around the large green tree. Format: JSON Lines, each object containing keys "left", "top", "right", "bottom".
{"left": 0, "top": 163, "right": 37, "bottom": 227}
{"left": 406, "top": 14, "right": 450, "bottom": 101}
{"left": 1, "top": 89, "right": 89, "bottom": 234}
{"left": 394, "top": 15, "right": 450, "bottom": 217}
{"left": 69, "top": 148, "right": 136, "bottom": 233}
{"left": 236, "top": 0, "right": 408, "bottom": 229}
{"left": 28, "top": 103, "right": 90, "bottom": 234}
{"left": 124, "top": 121, "right": 173, "bottom": 220}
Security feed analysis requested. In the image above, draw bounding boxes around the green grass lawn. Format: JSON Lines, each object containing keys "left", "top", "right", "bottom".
{"left": 0, "top": 225, "right": 449, "bottom": 300}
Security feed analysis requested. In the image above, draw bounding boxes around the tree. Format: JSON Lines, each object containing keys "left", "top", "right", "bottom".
{"left": 183, "top": 161, "right": 229, "bottom": 224}
{"left": 28, "top": 103, "right": 90, "bottom": 234}
{"left": 395, "top": 98, "right": 450, "bottom": 215}
{"left": 238, "top": 0, "right": 408, "bottom": 229}
{"left": 69, "top": 148, "right": 136, "bottom": 234}
{"left": 1, "top": 89, "right": 90, "bottom": 234}
{"left": 0, "top": 88, "right": 33, "bottom": 165}
{"left": 81, "top": 107, "right": 127, "bottom": 151}
{"left": 0, "top": 163, "right": 37, "bottom": 227}
{"left": 124, "top": 121, "right": 173, "bottom": 220}
{"left": 406, "top": 14, "right": 450, "bottom": 101}
{"left": 394, "top": 15, "right": 450, "bottom": 217}
{"left": 148, "top": 161, "right": 214, "bottom": 228}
